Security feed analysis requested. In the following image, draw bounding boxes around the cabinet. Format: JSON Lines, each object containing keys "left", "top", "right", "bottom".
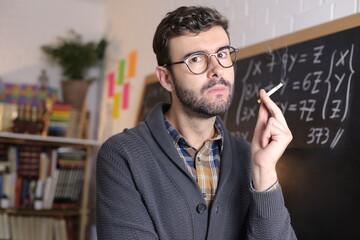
{"left": 0, "top": 132, "right": 98, "bottom": 240}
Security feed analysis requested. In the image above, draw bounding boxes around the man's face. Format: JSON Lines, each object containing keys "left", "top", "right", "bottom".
{"left": 168, "top": 26, "right": 235, "bottom": 118}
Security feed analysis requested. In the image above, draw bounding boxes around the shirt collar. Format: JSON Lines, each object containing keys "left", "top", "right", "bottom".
{"left": 164, "top": 117, "right": 224, "bottom": 151}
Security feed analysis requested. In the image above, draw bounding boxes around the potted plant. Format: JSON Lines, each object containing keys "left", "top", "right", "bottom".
{"left": 41, "top": 30, "right": 107, "bottom": 108}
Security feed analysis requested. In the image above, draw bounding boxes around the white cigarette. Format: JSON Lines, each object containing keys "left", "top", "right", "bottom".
{"left": 257, "top": 82, "right": 283, "bottom": 103}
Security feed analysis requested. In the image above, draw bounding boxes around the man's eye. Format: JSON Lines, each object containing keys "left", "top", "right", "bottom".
{"left": 217, "top": 51, "right": 228, "bottom": 59}
{"left": 189, "top": 55, "right": 205, "bottom": 63}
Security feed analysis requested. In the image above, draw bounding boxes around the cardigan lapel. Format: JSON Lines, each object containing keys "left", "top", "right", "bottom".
{"left": 144, "top": 103, "right": 197, "bottom": 182}
{"left": 214, "top": 117, "right": 235, "bottom": 195}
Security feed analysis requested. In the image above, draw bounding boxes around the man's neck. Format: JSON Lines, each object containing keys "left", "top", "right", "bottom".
{"left": 165, "top": 106, "right": 216, "bottom": 150}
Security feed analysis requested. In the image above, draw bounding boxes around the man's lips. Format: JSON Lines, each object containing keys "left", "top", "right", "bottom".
{"left": 206, "top": 84, "right": 229, "bottom": 94}
{"left": 201, "top": 78, "right": 232, "bottom": 94}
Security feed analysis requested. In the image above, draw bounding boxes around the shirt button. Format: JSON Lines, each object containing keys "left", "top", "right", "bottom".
{"left": 197, "top": 157, "right": 201, "bottom": 162}
{"left": 196, "top": 203, "right": 207, "bottom": 214}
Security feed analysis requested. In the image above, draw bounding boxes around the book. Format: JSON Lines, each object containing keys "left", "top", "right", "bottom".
{"left": 33, "top": 216, "right": 40, "bottom": 240}
{"left": 48, "top": 103, "right": 72, "bottom": 137}
{"left": 0, "top": 170, "right": 4, "bottom": 199}
{"left": 7, "top": 145, "right": 18, "bottom": 174}
{"left": 9, "top": 215, "right": 17, "bottom": 240}
{"left": 34, "top": 179, "right": 44, "bottom": 210}
{"left": 42, "top": 169, "right": 59, "bottom": 209}
{"left": 39, "top": 152, "right": 49, "bottom": 181}
{"left": 18, "top": 145, "right": 42, "bottom": 178}
{"left": 1, "top": 172, "right": 17, "bottom": 208}
{"left": 65, "top": 216, "right": 78, "bottom": 240}
{"left": 27, "top": 179, "right": 37, "bottom": 208}
{"left": 0, "top": 143, "right": 8, "bottom": 161}
{"left": 0, "top": 213, "right": 11, "bottom": 240}
{"left": 14, "top": 176, "right": 22, "bottom": 208}
{"left": 53, "top": 158, "right": 84, "bottom": 208}
{"left": 18, "top": 215, "right": 25, "bottom": 240}
{"left": 59, "top": 218, "right": 68, "bottom": 240}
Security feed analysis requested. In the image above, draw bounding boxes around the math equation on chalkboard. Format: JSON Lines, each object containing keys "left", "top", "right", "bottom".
{"left": 224, "top": 26, "right": 360, "bottom": 149}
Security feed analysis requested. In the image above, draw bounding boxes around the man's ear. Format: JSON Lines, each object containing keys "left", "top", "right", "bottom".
{"left": 155, "top": 66, "right": 175, "bottom": 93}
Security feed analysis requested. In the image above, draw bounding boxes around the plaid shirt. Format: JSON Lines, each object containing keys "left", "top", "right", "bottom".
{"left": 165, "top": 118, "right": 224, "bottom": 207}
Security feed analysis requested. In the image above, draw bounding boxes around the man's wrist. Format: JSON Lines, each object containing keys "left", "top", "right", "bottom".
{"left": 251, "top": 179, "right": 280, "bottom": 192}
{"left": 252, "top": 166, "right": 278, "bottom": 191}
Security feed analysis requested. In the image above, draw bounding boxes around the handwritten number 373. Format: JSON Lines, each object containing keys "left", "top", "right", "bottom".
{"left": 307, "top": 127, "right": 330, "bottom": 145}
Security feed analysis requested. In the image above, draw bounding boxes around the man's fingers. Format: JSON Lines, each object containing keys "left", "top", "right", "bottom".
{"left": 253, "top": 99, "right": 269, "bottom": 143}
{"left": 259, "top": 89, "right": 289, "bottom": 130}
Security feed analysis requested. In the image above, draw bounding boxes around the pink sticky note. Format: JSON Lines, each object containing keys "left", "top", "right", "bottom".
{"left": 122, "top": 82, "right": 130, "bottom": 109}
{"left": 107, "top": 72, "right": 115, "bottom": 97}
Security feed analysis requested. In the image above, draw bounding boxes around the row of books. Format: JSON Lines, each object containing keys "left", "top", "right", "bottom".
{"left": 0, "top": 144, "right": 86, "bottom": 210}
{"left": 0, "top": 102, "right": 88, "bottom": 139}
{"left": 0, "top": 102, "right": 49, "bottom": 135}
{"left": 0, "top": 213, "right": 78, "bottom": 240}
{"left": 47, "top": 103, "right": 72, "bottom": 137}
{"left": 47, "top": 103, "right": 88, "bottom": 139}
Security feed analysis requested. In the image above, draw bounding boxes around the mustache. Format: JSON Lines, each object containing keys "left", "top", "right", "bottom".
{"left": 201, "top": 78, "right": 232, "bottom": 94}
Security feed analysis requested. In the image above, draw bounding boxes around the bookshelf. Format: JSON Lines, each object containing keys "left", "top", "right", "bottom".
{"left": 0, "top": 133, "right": 99, "bottom": 240}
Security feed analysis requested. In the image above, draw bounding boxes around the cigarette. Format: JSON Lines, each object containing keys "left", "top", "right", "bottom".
{"left": 257, "top": 82, "right": 284, "bottom": 103}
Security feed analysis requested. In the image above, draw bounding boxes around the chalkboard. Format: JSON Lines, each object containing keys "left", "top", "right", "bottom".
{"left": 137, "top": 74, "right": 170, "bottom": 123}
{"left": 137, "top": 14, "right": 360, "bottom": 239}
{"left": 222, "top": 14, "right": 360, "bottom": 239}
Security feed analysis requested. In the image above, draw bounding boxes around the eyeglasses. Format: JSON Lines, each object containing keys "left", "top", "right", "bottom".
{"left": 164, "top": 46, "right": 238, "bottom": 75}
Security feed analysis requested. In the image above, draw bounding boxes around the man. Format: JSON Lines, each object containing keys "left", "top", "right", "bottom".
{"left": 96, "top": 6, "right": 296, "bottom": 239}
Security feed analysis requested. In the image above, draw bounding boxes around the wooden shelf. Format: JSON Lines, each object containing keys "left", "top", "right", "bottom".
{"left": 1, "top": 208, "right": 81, "bottom": 217}
{"left": 0, "top": 132, "right": 99, "bottom": 147}
{"left": 0, "top": 132, "right": 97, "bottom": 240}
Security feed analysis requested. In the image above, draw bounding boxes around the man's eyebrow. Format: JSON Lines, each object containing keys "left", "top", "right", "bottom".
{"left": 182, "top": 50, "right": 207, "bottom": 60}
{"left": 217, "top": 45, "right": 231, "bottom": 51}
{"left": 182, "top": 45, "right": 232, "bottom": 59}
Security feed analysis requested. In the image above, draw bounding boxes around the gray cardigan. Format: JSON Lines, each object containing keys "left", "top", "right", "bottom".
{"left": 96, "top": 104, "right": 296, "bottom": 239}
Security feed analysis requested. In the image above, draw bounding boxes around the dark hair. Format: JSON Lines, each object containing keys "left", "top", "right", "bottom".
{"left": 152, "top": 6, "right": 229, "bottom": 66}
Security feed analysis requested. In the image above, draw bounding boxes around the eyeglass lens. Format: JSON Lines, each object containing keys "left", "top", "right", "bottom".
{"left": 186, "top": 47, "right": 237, "bottom": 74}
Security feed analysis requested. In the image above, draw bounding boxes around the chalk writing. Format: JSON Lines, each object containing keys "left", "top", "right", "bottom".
{"left": 225, "top": 28, "right": 359, "bottom": 149}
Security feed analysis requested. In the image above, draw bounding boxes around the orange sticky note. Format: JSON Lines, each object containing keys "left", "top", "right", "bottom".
{"left": 126, "top": 50, "right": 137, "bottom": 78}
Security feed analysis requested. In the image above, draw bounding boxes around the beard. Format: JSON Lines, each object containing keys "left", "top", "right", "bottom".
{"left": 172, "top": 76, "right": 234, "bottom": 118}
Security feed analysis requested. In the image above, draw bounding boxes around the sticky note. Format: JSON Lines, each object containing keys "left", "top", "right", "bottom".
{"left": 112, "top": 93, "right": 121, "bottom": 119}
{"left": 126, "top": 50, "right": 137, "bottom": 78}
{"left": 118, "top": 59, "right": 126, "bottom": 85}
{"left": 107, "top": 72, "right": 115, "bottom": 97}
{"left": 122, "top": 83, "right": 130, "bottom": 109}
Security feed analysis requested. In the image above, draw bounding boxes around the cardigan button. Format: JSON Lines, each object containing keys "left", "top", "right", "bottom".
{"left": 196, "top": 203, "right": 207, "bottom": 214}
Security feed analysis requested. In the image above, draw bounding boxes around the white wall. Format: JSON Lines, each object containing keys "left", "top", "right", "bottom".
{"left": 98, "top": 0, "right": 360, "bottom": 142}
{"left": 0, "top": 0, "right": 106, "bottom": 139}
{"left": 1, "top": 0, "right": 358, "bottom": 142}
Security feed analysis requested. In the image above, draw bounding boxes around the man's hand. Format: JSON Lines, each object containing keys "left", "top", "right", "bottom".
{"left": 251, "top": 89, "right": 293, "bottom": 191}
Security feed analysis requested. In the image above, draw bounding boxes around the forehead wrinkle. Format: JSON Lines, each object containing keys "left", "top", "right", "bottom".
{"left": 169, "top": 26, "right": 230, "bottom": 61}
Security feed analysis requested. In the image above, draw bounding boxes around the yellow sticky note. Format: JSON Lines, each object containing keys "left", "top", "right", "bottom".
{"left": 112, "top": 93, "right": 121, "bottom": 119}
